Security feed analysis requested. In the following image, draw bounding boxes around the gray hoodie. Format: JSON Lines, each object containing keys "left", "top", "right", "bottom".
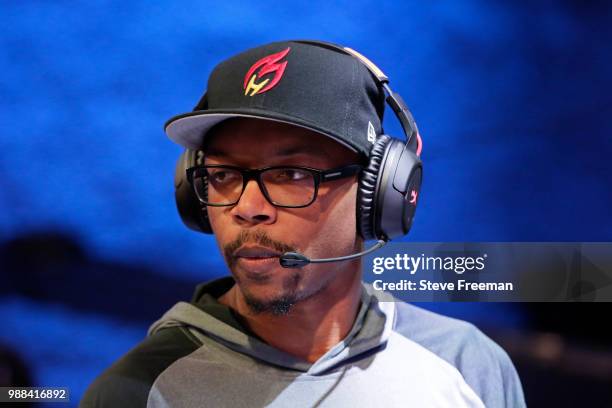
{"left": 81, "top": 277, "right": 526, "bottom": 407}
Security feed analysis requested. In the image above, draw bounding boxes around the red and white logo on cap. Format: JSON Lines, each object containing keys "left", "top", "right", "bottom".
{"left": 243, "top": 47, "right": 290, "bottom": 97}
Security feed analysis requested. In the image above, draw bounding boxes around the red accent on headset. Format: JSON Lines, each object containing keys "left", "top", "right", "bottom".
{"left": 415, "top": 132, "right": 423, "bottom": 157}
{"left": 243, "top": 47, "right": 291, "bottom": 95}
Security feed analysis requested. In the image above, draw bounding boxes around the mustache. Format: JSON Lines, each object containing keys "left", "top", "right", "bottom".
{"left": 223, "top": 230, "right": 297, "bottom": 267}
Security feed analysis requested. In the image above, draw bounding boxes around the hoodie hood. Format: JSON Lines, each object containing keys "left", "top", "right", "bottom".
{"left": 148, "top": 277, "right": 396, "bottom": 376}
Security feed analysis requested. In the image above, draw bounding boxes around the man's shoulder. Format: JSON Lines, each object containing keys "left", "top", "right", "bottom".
{"left": 390, "top": 302, "right": 526, "bottom": 408}
{"left": 392, "top": 301, "right": 503, "bottom": 359}
{"left": 80, "top": 326, "right": 200, "bottom": 408}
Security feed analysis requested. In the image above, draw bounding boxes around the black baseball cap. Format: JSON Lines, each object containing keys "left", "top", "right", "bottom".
{"left": 164, "top": 40, "right": 386, "bottom": 158}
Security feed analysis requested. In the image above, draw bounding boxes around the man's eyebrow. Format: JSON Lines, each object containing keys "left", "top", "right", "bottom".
{"left": 275, "top": 145, "right": 331, "bottom": 158}
{"left": 204, "top": 145, "right": 228, "bottom": 157}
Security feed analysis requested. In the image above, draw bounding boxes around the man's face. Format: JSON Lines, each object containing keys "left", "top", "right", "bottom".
{"left": 204, "top": 118, "right": 363, "bottom": 315}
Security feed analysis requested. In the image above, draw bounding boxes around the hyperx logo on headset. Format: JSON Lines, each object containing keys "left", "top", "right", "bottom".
{"left": 243, "top": 47, "right": 291, "bottom": 96}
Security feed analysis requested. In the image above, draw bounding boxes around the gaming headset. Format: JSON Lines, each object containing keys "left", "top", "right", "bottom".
{"left": 173, "top": 40, "right": 423, "bottom": 244}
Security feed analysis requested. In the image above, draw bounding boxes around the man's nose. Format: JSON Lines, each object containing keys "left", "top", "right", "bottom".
{"left": 230, "top": 179, "right": 277, "bottom": 226}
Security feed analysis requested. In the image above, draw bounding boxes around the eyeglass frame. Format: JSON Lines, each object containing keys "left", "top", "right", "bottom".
{"left": 186, "top": 164, "right": 363, "bottom": 209}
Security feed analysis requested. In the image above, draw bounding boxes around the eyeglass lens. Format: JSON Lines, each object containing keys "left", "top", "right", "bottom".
{"left": 192, "top": 167, "right": 317, "bottom": 207}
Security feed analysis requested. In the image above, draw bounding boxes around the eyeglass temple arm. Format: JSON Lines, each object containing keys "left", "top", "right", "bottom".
{"left": 320, "top": 165, "right": 363, "bottom": 182}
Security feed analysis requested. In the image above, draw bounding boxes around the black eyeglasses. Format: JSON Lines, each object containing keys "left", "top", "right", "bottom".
{"left": 186, "top": 164, "right": 363, "bottom": 208}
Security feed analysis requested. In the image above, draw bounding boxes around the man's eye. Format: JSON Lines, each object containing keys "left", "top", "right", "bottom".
{"left": 275, "top": 169, "right": 309, "bottom": 181}
{"left": 209, "top": 170, "right": 239, "bottom": 184}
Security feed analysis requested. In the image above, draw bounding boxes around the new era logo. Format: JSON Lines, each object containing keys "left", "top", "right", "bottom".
{"left": 367, "top": 121, "right": 376, "bottom": 144}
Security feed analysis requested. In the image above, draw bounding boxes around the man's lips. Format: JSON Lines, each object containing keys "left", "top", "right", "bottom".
{"left": 232, "top": 245, "right": 284, "bottom": 276}
{"left": 233, "top": 245, "right": 282, "bottom": 259}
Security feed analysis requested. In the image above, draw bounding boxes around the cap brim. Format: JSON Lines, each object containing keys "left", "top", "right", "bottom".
{"left": 164, "top": 109, "right": 360, "bottom": 154}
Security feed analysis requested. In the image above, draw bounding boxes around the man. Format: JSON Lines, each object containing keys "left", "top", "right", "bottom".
{"left": 81, "top": 40, "right": 525, "bottom": 407}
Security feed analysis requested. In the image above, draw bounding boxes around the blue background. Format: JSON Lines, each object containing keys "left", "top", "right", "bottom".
{"left": 1, "top": 1, "right": 611, "bottom": 406}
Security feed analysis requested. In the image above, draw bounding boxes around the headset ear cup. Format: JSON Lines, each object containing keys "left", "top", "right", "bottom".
{"left": 358, "top": 135, "right": 391, "bottom": 240}
{"left": 174, "top": 149, "right": 213, "bottom": 234}
{"left": 377, "top": 143, "right": 422, "bottom": 239}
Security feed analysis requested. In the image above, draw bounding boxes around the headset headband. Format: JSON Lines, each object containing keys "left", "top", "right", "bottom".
{"left": 292, "top": 40, "right": 419, "bottom": 150}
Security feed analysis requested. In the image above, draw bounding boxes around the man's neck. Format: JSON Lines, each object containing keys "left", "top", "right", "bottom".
{"left": 218, "top": 265, "right": 363, "bottom": 363}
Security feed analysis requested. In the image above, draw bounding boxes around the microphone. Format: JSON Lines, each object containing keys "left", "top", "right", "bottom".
{"left": 279, "top": 240, "right": 387, "bottom": 268}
